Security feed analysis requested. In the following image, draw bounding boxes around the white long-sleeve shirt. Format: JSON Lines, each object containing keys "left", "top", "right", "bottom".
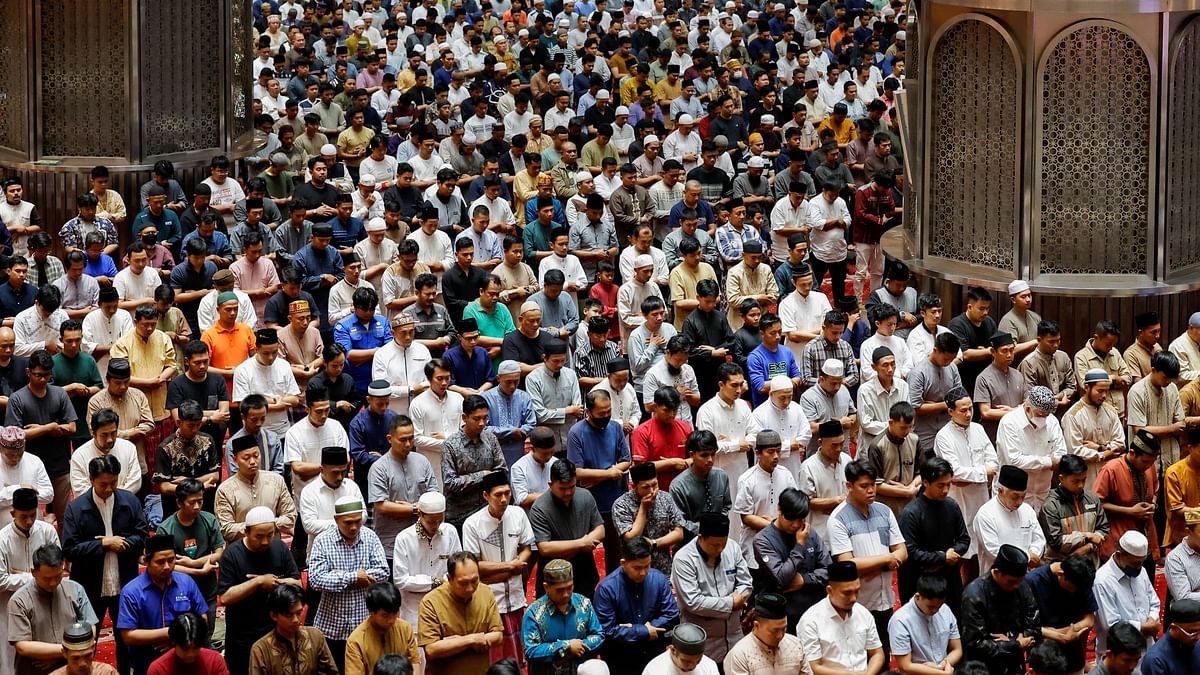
{"left": 197, "top": 289, "right": 257, "bottom": 332}
{"left": 462, "top": 505, "right": 535, "bottom": 613}
{"left": 371, "top": 340, "right": 432, "bottom": 415}
{"left": 933, "top": 420, "right": 997, "bottom": 558}
{"left": 994, "top": 406, "right": 1066, "bottom": 511}
{"left": 662, "top": 130, "right": 702, "bottom": 173}
{"left": 769, "top": 197, "right": 809, "bottom": 262}
{"left": 749, "top": 400, "right": 808, "bottom": 477}
{"left": 13, "top": 307, "right": 65, "bottom": 357}
{"left": 858, "top": 333, "right": 912, "bottom": 383}
{"left": 233, "top": 357, "right": 300, "bottom": 436}
{"left": 298, "top": 478, "right": 363, "bottom": 553}
{"left": 616, "top": 280, "right": 663, "bottom": 344}
{"left": 1093, "top": 556, "right": 1159, "bottom": 654}
{"left": 81, "top": 308, "right": 135, "bottom": 373}
{"left": 778, "top": 289, "right": 831, "bottom": 364}
{"left": 698, "top": 395, "right": 763, "bottom": 489}
{"left": 283, "top": 417, "right": 350, "bottom": 499}
{"left": 618, "top": 246, "right": 669, "bottom": 286}
{"left": 391, "top": 522, "right": 462, "bottom": 625}
{"left": 409, "top": 389, "right": 464, "bottom": 483}
{"left": 732, "top": 464, "right": 797, "bottom": 567}
{"left": 0, "top": 454, "right": 53, "bottom": 529}
{"left": 351, "top": 188, "right": 386, "bottom": 222}
{"left": 69, "top": 439, "right": 142, "bottom": 498}
{"left": 1171, "top": 332, "right": 1200, "bottom": 383}
{"left": 805, "top": 195, "right": 851, "bottom": 264}
{"left": 972, "top": 496, "right": 1046, "bottom": 575}
{"left": 537, "top": 253, "right": 589, "bottom": 293}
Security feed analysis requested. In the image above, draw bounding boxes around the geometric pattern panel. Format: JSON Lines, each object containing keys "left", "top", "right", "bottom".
{"left": 140, "top": 0, "right": 222, "bottom": 155}
{"left": 39, "top": 0, "right": 129, "bottom": 158}
{"left": 1168, "top": 19, "right": 1200, "bottom": 273}
{"left": 904, "top": 5, "right": 920, "bottom": 239}
{"left": 928, "top": 18, "right": 1019, "bottom": 272}
{"left": 0, "top": 0, "right": 28, "bottom": 153}
{"left": 230, "top": 0, "right": 253, "bottom": 139}
{"left": 1038, "top": 24, "right": 1149, "bottom": 275}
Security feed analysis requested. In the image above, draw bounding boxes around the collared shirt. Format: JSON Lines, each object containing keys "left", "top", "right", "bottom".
{"left": 522, "top": 592, "right": 605, "bottom": 675}
{"left": 442, "top": 430, "right": 506, "bottom": 526}
{"left": 593, "top": 567, "right": 680, "bottom": 673}
{"left": 153, "top": 431, "right": 220, "bottom": 518}
{"left": 1124, "top": 340, "right": 1163, "bottom": 381}
{"left": 995, "top": 406, "right": 1066, "bottom": 510}
{"left": 798, "top": 597, "right": 881, "bottom": 672}
{"left": 828, "top": 500, "right": 903, "bottom": 611}
{"left": 908, "top": 358, "right": 963, "bottom": 452}
{"left": 298, "top": 478, "right": 364, "bottom": 545}
{"left": 974, "top": 364, "right": 1028, "bottom": 441}
{"left": 308, "top": 526, "right": 390, "bottom": 640}
{"left": 1073, "top": 339, "right": 1133, "bottom": 416}
{"left": 510, "top": 453, "right": 557, "bottom": 508}
{"left": 418, "top": 581, "right": 504, "bottom": 675}
{"left": 855, "top": 377, "right": 909, "bottom": 450}
{"left": 81, "top": 308, "right": 135, "bottom": 373}
{"left": 112, "top": 329, "right": 178, "bottom": 420}
{"left": 697, "top": 395, "right": 762, "bottom": 494}
{"left": 367, "top": 447, "right": 439, "bottom": 552}
{"left": 69, "top": 438, "right": 140, "bottom": 499}
{"left": 403, "top": 301, "right": 457, "bottom": 347}
{"left": 334, "top": 313, "right": 391, "bottom": 390}
{"left": 610, "top": 490, "right": 684, "bottom": 574}
{"left": 1019, "top": 348, "right": 1077, "bottom": 399}
{"left": 25, "top": 255, "right": 64, "bottom": 290}
{"left": 0, "top": 519, "right": 60, "bottom": 597}
{"left": 283, "top": 417, "right": 350, "bottom": 498}
{"left": 483, "top": 387, "right": 537, "bottom": 465}
{"left": 462, "top": 504, "right": 535, "bottom": 613}
{"left": 642, "top": 361, "right": 699, "bottom": 425}
{"left": 59, "top": 216, "right": 119, "bottom": 251}
{"left": 10, "top": 578, "right": 97, "bottom": 675}
{"left": 798, "top": 384, "right": 856, "bottom": 455}
{"left": 802, "top": 337, "right": 859, "bottom": 388}
{"left": 345, "top": 616, "right": 421, "bottom": 675}
{"left": 13, "top": 306, "right": 68, "bottom": 357}
{"left": 933, "top": 421, "right": 997, "bottom": 558}
{"left": 393, "top": 522, "right": 462, "bottom": 626}
{"left": 224, "top": 427, "right": 283, "bottom": 476}
{"left": 1092, "top": 555, "right": 1158, "bottom": 653}
{"left": 371, "top": 340, "right": 432, "bottom": 415}
{"left": 972, "top": 496, "right": 1047, "bottom": 575}
{"left": 349, "top": 408, "right": 393, "bottom": 480}
{"left": 116, "top": 572, "right": 208, "bottom": 675}
{"left": 1128, "top": 376, "right": 1186, "bottom": 466}
{"left": 527, "top": 365, "right": 582, "bottom": 438}
{"left": 1172, "top": 332, "right": 1200, "bottom": 382}
{"left": 888, "top": 597, "right": 959, "bottom": 666}
{"left": 214, "top": 470, "right": 296, "bottom": 543}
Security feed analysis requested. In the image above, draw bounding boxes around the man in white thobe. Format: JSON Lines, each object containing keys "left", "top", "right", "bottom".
{"left": 1062, "top": 368, "right": 1127, "bottom": 488}
{"left": 392, "top": 492, "right": 462, "bottom": 626}
{"left": 972, "top": 465, "right": 1046, "bottom": 575}
{"left": 994, "top": 386, "right": 1066, "bottom": 511}
{"left": 1092, "top": 530, "right": 1160, "bottom": 654}
{"left": 749, "top": 375, "right": 807, "bottom": 478}
{"left": 934, "top": 388, "right": 998, "bottom": 561}
{"left": 855, "top": 347, "right": 909, "bottom": 451}
{"left": 731, "top": 431, "right": 797, "bottom": 570}
{"left": 408, "top": 358, "right": 464, "bottom": 484}
{"left": 777, "top": 264, "right": 830, "bottom": 364}
{"left": 0, "top": 488, "right": 58, "bottom": 675}
{"left": 371, "top": 313, "right": 432, "bottom": 415}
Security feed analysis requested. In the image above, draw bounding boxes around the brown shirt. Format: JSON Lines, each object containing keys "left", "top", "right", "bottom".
{"left": 418, "top": 583, "right": 503, "bottom": 675}
{"left": 250, "top": 627, "right": 338, "bottom": 675}
{"left": 1124, "top": 340, "right": 1163, "bottom": 382}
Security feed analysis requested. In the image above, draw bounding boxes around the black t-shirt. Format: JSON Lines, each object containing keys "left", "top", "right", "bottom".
{"left": 263, "top": 290, "right": 318, "bottom": 326}
{"left": 166, "top": 373, "right": 229, "bottom": 443}
{"left": 216, "top": 537, "right": 301, "bottom": 652}
{"left": 5, "top": 385, "right": 76, "bottom": 475}
{"left": 0, "top": 356, "right": 28, "bottom": 397}
{"left": 292, "top": 182, "right": 339, "bottom": 222}
{"left": 501, "top": 329, "right": 559, "bottom": 366}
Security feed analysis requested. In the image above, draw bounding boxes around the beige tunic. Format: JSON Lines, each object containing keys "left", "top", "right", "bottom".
{"left": 214, "top": 470, "right": 297, "bottom": 543}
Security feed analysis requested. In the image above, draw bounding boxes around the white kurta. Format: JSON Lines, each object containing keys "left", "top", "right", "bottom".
{"left": 370, "top": 340, "right": 432, "bottom": 415}
{"left": 798, "top": 451, "right": 852, "bottom": 542}
{"left": 749, "top": 400, "right": 810, "bottom": 479}
{"left": 69, "top": 438, "right": 141, "bottom": 498}
{"left": 0, "top": 520, "right": 59, "bottom": 675}
{"left": 409, "top": 389, "right": 465, "bottom": 484}
{"left": 283, "top": 418, "right": 351, "bottom": 499}
{"left": 591, "top": 379, "right": 640, "bottom": 439}
{"left": 461, "top": 505, "right": 535, "bottom": 613}
{"left": 994, "top": 407, "right": 1066, "bottom": 511}
{"left": 392, "top": 522, "right": 463, "bottom": 625}
{"left": 1062, "top": 400, "right": 1125, "bottom": 489}
{"left": 81, "top": 307, "right": 135, "bottom": 373}
{"left": 697, "top": 395, "right": 762, "bottom": 546}
{"left": 732, "top": 464, "right": 797, "bottom": 568}
{"left": 0, "top": 455, "right": 53, "bottom": 529}
{"left": 933, "top": 421, "right": 998, "bottom": 558}
{"left": 855, "top": 377, "right": 909, "bottom": 451}
{"left": 972, "top": 496, "right": 1046, "bottom": 575}
{"left": 858, "top": 333, "right": 913, "bottom": 383}
{"left": 232, "top": 358, "right": 301, "bottom": 436}
{"left": 778, "top": 289, "right": 831, "bottom": 364}
{"left": 298, "top": 478, "right": 363, "bottom": 553}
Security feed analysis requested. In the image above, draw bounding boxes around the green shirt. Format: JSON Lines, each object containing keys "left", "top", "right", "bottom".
{"left": 50, "top": 351, "right": 102, "bottom": 443}
{"left": 463, "top": 300, "right": 515, "bottom": 341}
{"left": 156, "top": 511, "right": 222, "bottom": 603}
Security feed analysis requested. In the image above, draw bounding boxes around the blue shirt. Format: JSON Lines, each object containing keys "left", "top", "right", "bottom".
{"left": 1025, "top": 563, "right": 1098, "bottom": 629}
{"left": 444, "top": 343, "right": 496, "bottom": 391}
{"left": 293, "top": 244, "right": 345, "bottom": 329}
{"left": 1142, "top": 634, "right": 1199, "bottom": 675}
{"left": 225, "top": 427, "right": 284, "bottom": 475}
{"left": 0, "top": 281, "right": 35, "bottom": 320}
{"left": 180, "top": 230, "right": 233, "bottom": 261}
{"left": 889, "top": 597, "right": 960, "bottom": 666}
{"left": 116, "top": 571, "right": 209, "bottom": 675}
{"left": 593, "top": 567, "right": 680, "bottom": 675}
{"left": 747, "top": 343, "right": 801, "bottom": 407}
{"left": 522, "top": 592, "right": 605, "bottom": 675}
{"left": 334, "top": 313, "right": 389, "bottom": 389}
{"left": 330, "top": 215, "right": 366, "bottom": 251}
{"left": 83, "top": 254, "right": 118, "bottom": 280}
{"left": 132, "top": 208, "right": 183, "bottom": 244}
{"left": 349, "top": 407, "right": 394, "bottom": 473}
{"left": 668, "top": 199, "right": 716, "bottom": 231}
{"left": 483, "top": 386, "right": 537, "bottom": 465}
{"left": 566, "top": 420, "right": 631, "bottom": 513}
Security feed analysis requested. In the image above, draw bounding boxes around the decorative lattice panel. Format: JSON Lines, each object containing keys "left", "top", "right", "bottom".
{"left": 927, "top": 19, "right": 1019, "bottom": 272}
{"left": 0, "top": 0, "right": 27, "bottom": 153}
{"left": 39, "top": 0, "right": 129, "bottom": 157}
{"left": 231, "top": 0, "right": 254, "bottom": 138}
{"left": 1168, "top": 19, "right": 1200, "bottom": 273}
{"left": 140, "top": 1, "right": 222, "bottom": 155}
{"left": 1038, "top": 25, "right": 1150, "bottom": 275}
{"left": 903, "top": 2, "right": 919, "bottom": 239}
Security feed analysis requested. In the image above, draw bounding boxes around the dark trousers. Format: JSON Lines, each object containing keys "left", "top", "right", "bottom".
{"left": 328, "top": 638, "right": 347, "bottom": 673}
{"left": 871, "top": 608, "right": 893, "bottom": 665}
{"left": 810, "top": 256, "right": 848, "bottom": 302}
{"left": 292, "top": 512, "right": 309, "bottom": 569}
{"left": 95, "top": 595, "right": 128, "bottom": 675}
{"left": 226, "top": 642, "right": 252, "bottom": 675}
{"left": 601, "top": 512, "right": 622, "bottom": 574}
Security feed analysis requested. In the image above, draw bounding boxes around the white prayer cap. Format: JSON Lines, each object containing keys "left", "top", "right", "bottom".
{"left": 578, "top": 661, "right": 611, "bottom": 675}
{"left": 462, "top": 133, "right": 478, "bottom": 145}
{"left": 1008, "top": 279, "right": 1030, "bottom": 295}
{"left": 520, "top": 300, "right": 541, "bottom": 315}
{"left": 633, "top": 254, "right": 654, "bottom": 269}
{"left": 761, "top": 114, "right": 775, "bottom": 125}
{"left": 498, "top": 360, "right": 523, "bottom": 376}
{"left": 644, "top": 135, "right": 660, "bottom": 145}
{"left": 677, "top": 114, "right": 695, "bottom": 125}
{"left": 320, "top": 143, "right": 337, "bottom": 155}
{"left": 769, "top": 375, "right": 793, "bottom": 393}
{"left": 615, "top": 106, "right": 630, "bottom": 116}
{"left": 417, "top": 492, "right": 446, "bottom": 514}
{"left": 358, "top": 173, "right": 376, "bottom": 187}
{"left": 747, "top": 156, "right": 766, "bottom": 169}
{"left": 334, "top": 495, "right": 366, "bottom": 517}
{"left": 1118, "top": 530, "right": 1148, "bottom": 558}
{"left": 821, "top": 358, "right": 844, "bottom": 377}
{"left": 597, "top": 89, "right": 611, "bottom": 100}
{"left": 575, "top": 170, "right": 594, "bottom": 183}
{"left": 366, "top": 217, "right": 387, "bottom": 232}
{"left": 245, "top": 506, "right": 276, "bottom": 528}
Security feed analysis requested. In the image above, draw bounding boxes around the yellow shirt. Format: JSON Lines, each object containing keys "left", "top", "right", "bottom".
{"left": 337, "top": 126, "right": 376, "bottom": 168}
{"left": 110, "top": 329, "right": 177, "bottom": 421}
{"left": 621, "top": 76, "right": 645, "bottom": 106}
{"left": 817, "top": 117, "right": 856, "bottom": 147}
{"left": 1164, "top": 458, "right": 1200, "bottom": 546}
{"left": 344, "top": 617, "right": 421, "bottom": 675}
{"left": 418, "top": 583, "right": 503, "bottom": 675}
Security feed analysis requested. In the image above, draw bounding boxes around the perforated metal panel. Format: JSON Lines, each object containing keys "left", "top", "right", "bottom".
{"left": 1037, "top": 25, "right": 1150, "bottom": 275}
{"left": 1168, "top": 19, "right": 1200, "bottom": 274}
{"left": 39, "top": 0, "right": 129, "bottom": 158}
{"left": 0, "top": 0, "right": 28, "bottom": 153}
{"left": 926, "top": 18, "right": 1019, "bottom": 272}
{"left": 230, "top": 0, "right": 253, "bottom": 139}
{"left": 903, "top": 3, "right": 919, "bottom": 240}
{"left": 140, "top": 1, "right": 222, "bottom": 155}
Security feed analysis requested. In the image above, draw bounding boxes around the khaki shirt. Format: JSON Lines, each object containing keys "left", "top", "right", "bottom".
{"left": 344, "top": 617, "right": 420, "bottom": 675}
{"left": 1123, "top": 340, "right": 1162, "bottom": 382}
{"left": 111, "top": 330, "right": 177, "bottom": 420}
{"left": 250, "top": 626, "right": 338, "bottom": 675}
{"left": 418, "top": 583, "right": 503, "bottom": 675}
{"left": 214, "top": 471, "right": 298, "bottom": 543}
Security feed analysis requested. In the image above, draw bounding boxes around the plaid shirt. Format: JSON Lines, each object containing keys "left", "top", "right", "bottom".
{"left": 715, "top": 223, "right": 765, "bottom": 266}
{"left": 25, "top": 254, "right": 64, "bottom": 288}
{"left": 802, "top": 336, "right": 861, "bottom": 388}
{"left": 307, "top": 525, "right": 390, "bottom": 640}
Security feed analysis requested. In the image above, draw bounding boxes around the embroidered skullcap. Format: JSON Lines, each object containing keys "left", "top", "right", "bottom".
{"left": 0, "top": 426, "right": 24, "bottom": 449}
{"left": 366, "top": 217, "right": 387, "bottom": 232}
{"left": 543, "top": 558, "right": 574, "bottom": 583}
{"left": 61, "top": 622, "right": 96, "bottom": 651}
{"left": 633, "top": 254, "right": 654, "bottom": 269}
{"left": 390, "top": 313, "right": 415, "bottom": 327}
{"left": 520, "top": 301, "right": 541, "bottom": 315}
{"left": 755, "top": 430, "right": 782, "bottom": 450}
{"left": 1026, "top": 386, "right": 1056, "bottom": 413}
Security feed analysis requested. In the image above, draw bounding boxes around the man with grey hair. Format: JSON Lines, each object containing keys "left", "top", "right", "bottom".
{"left": 995, "top": 386, "right": 1066, "bottom": 511}
{"left": 1169, "top": 311, "right": 1200, "bottom": 383}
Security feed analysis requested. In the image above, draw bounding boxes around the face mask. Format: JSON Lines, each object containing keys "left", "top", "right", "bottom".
{"left": 1029, "top": 415, "right": 1046, "bottom": 429}
{"left": 141, "top": 234, "right": 157, "bottom": 246}
{"left": 590, "top": 415, "right": 610, "bottom": 429}
{"left": 1120, "top": 564, "right": 1142, "bottom": 579}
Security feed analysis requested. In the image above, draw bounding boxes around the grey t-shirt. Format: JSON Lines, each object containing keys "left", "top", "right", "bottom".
{"left": 10, "top": 578, "right": 97, "bottom": 675}
{"left": 367, "top": 451, "right": 440, "bottom": 554}
{"left": 5, "top": 385, "right": 76, "bottom": 476}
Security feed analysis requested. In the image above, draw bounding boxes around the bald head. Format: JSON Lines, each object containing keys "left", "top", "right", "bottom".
{"left": 0, "top": 327, "right": 15, "bottom": 361}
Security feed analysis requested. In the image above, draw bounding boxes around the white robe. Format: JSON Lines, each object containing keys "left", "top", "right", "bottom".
{"left": 732, "top": 464, "right": 797, "bottom": 568}
{"left": 994, "top": 407, "right": 1066, "bottom": 511}
{"left": 972, "top": 496, "right": 1046, "bottom": 576}
{"left": 392, "top": 522, "right": 462, "bottom": 626}
{"left": 750, "top": 400, "right": 810, "bottom": 479}
{"left": 0, "top": 520, "right": 59, "bottom": 675}
{"left": 0, "top": 455, "right": 53, "bottom": 530}
{"left": 933, "top": 421, "right": 998, "bottom": 559}
{"left": 697, "top": 395, "right": 762, "bottom": 546}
